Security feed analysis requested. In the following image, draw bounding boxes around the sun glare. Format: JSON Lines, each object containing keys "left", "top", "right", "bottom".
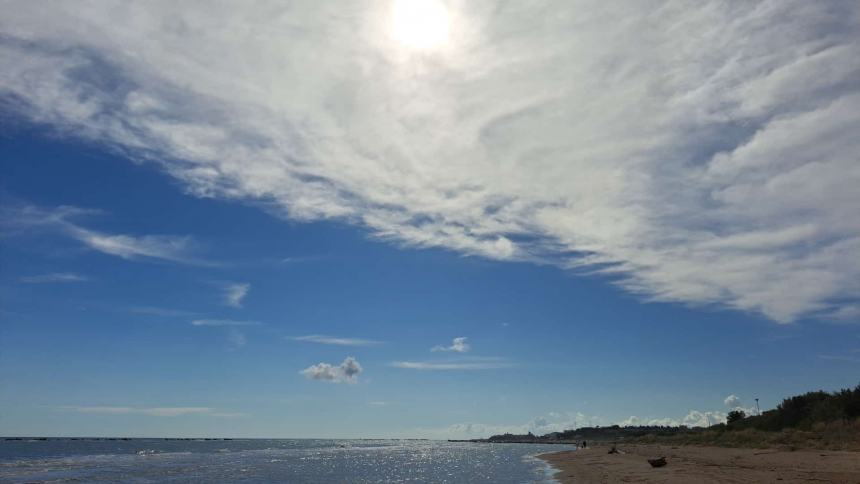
{"left": 390, "top": 0, "right": 451, "bottom": 50}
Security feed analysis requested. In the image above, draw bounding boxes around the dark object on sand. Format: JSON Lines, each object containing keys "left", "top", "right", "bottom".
{"left": 647, "top": 457, "right": 667, "bottom": 468}
{"left": 608, "top": 445, "right": 619, "bottom": 454}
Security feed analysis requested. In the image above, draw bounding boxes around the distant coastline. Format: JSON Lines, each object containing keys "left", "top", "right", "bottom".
{"left": 448, "top": 438, "right": 577, "bottom": 445}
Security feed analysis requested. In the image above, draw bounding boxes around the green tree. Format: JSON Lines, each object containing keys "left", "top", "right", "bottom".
{"left": 727, "top": 410, "right": 746, "bottom": 424}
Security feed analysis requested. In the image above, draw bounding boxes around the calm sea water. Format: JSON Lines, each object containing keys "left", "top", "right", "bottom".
{"left": 0, "top": 438, "right": 575, "bottom": 483}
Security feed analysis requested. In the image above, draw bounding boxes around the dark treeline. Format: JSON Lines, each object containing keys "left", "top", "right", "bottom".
{"left": 728, "top": 383, "right": 860, "bottom": 431}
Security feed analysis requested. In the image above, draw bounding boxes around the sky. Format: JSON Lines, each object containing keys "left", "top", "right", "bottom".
{"left": 1, "top": 0, "right": 859, "bottom": 438}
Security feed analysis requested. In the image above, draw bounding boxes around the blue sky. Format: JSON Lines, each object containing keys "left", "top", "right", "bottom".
{"left": 1, "top": 0, "right": 859, "bottom": 438}
{"left": 2, "top": 132, "right": 857, "bottom": 438}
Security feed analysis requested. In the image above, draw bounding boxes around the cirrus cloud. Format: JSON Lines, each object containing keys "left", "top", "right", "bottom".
{"left": 1, "top": 203, "right": 201, "bottom": 264}
{"left": 1, "top": 1, "right": 858, "bottom": 322}
{"left": 391, "top": 357, "right": 513, "bottom": 370}
{"left": 57, "top": 406, "right": 244, "bottom": 417}
{"left": 191, "top": 319, "right": 261, "bottom": 327}
{"left": 289, "top": 335, "right": 383, "bottom": 346}
{"left": 20, "top": 272, "right": 89, "bottom": 283}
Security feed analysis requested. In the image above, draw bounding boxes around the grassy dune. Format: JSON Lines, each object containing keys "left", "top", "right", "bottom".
{"left": 627, "top": 418, "right": 860, "bottom": 451}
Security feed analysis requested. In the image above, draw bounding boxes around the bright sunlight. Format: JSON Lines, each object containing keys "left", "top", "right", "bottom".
{"left": 390, "top": 0, "right": 450, "bottom": 50}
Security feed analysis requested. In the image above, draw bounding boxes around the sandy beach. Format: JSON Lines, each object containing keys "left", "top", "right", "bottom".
{"left": 540, "top": 444, "right": 860, "bottom": 483}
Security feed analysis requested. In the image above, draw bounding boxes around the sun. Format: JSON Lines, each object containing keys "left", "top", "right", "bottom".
{"left": 390, "top": 0, "right": 451, "bottom": 51}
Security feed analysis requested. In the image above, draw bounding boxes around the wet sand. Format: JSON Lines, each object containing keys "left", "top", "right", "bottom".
{"left": 540, "top": 444, "right": 860, "bottom": 483}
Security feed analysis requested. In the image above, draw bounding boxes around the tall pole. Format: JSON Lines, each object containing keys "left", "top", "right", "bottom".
{"left": 755, "top": 398, "right": 760, "bottom": 416}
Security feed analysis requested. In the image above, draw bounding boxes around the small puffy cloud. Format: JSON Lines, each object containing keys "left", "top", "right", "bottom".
{"left": 431, "top": 337, "right": 470, "bottom": 353}
{"left": 223, "top": 283, "right": 250, "bottom": 308}
{"left": 724, "top": 394, "right": 741, "bottom": 407}
{"left": 301, "top": 356, "right": 363, "bottom": 384}
{"left": 20, "top": 272, "right": 89, "bottom": 283}
{"left": 289, "top": 335, "right": 382, "bottom": 346}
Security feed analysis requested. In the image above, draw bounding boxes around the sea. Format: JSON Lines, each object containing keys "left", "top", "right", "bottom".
{"left": 0, "top": 438, "right": 575, "bottom": 483}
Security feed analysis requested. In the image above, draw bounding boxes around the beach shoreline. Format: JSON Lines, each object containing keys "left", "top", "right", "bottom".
{"left": 538, "top": 443, "right": 860, "bottom": 483}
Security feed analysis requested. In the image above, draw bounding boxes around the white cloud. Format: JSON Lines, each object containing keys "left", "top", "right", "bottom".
{"left": 431, "top": 336, "right": 470, "bottom": 353}
{"left": 719, "top": 395, "right": 759, "bottom": 416}
{"left": 289, "top": 335, "right": 382, "bottom": 346}
{"left": 72, "top": 230, "right": 194, "bottom": 262}
{"left": 391, "top": 357, "right": 513, "bottom": 370}
{"left": 619, "top": 397, "right": 765, "bottom": 427}
{"left": 1, "top": 1, "right": 858, "bottom": 322}
{"left": 58, "top": 406, "right": 243, "bottom": 417}
{"left": 680, "top": 410, "right": 728, "bottom": 428}
{"left": 279, "top": 255, "right": 324, "bottom": 265}
{"left": 617, "top": 416, "right": 681, "bottom": 427}
{"left": 191, "top": 319, "right": 261, "bottom": 326}
{"left": 223, "top": 283, "right": 250, "bottom": 308}
{"left": 423, "top": 401, "right": 761, "bottom": 439}
{"left": 1, "top": 203, "right": 199, "bottom": 263}
{"left": 301, "top": 356, "right": 363, "bottom": 384}
{"left": 20, "top": 272, "right": 89, "bottom": 283}
{"left": 422, "top": 402, "right": 762, "bottom": 439}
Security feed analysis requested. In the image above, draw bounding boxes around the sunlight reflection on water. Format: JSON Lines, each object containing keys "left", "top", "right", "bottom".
{"left": 0, "top": 439, "right": 575, "bottom": 483}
